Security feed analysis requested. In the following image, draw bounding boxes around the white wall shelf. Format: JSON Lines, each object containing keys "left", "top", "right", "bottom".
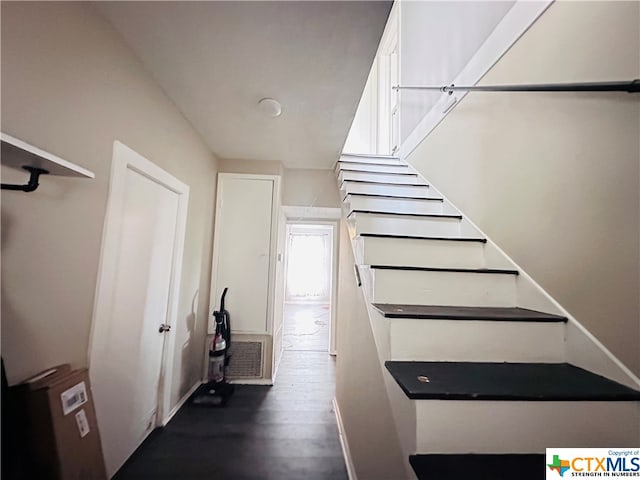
{"left": 1, "top": 132, "right": 95, "bottom": 178}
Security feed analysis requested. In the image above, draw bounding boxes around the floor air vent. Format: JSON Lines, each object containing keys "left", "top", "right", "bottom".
{"left": 227, "top": 341, "right": 263, "bottom": 378}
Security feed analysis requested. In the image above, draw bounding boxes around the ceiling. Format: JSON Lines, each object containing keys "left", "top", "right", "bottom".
{"left": 96, "top": 1, "right": 392, "bottom": 169}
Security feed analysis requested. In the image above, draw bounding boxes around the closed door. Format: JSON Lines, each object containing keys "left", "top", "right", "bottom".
{"left": 211, "top": 175, "right": 277, "bottom": 334}
{"left": 90, "top": 142, "right": 189, "bottom": 477}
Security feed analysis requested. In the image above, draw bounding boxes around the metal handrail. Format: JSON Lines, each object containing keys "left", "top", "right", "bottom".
{"left": 393, "top": 79, "right": 640, "bottom": 94}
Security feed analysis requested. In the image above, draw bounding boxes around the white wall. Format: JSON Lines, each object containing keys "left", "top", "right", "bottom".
{"left": 399, "top": 1, "right": 515, "bottom": 144}
{"left": 219, "top": 158, "right": 283, "bottom": 176}
{"left": 405, "top": 1, "right": 640, "bottom": 375}
{"left": 282, "top": 168, "right": 341, "bottom": 208}
{"left": 218, "top": 161, "right": 340, "bottom": 209}
{"left": 335, "top": 221, "right": 407, "bottom": 479}
{"left": 343, "top": 62, "right": 379, "bottom": 154}
{"left": 0, "top": 2, "right": 218, "bottom": 410}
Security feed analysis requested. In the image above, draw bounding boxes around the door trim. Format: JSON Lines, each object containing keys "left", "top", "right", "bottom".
{"left": 88, "top": 141, "right": 190, "bottom": 469}
{"left": 280, "top": 209, "right": 341, "bottom": 356}
{"left": 283, "top": 221, "right": 339, "bottom": 354}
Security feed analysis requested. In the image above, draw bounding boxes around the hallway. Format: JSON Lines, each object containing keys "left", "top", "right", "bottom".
{"left": 283, "top": 303, "right": 330, "bottom": 352}
{"left": 113, "top": 350, "right": 347, "bottom": 480}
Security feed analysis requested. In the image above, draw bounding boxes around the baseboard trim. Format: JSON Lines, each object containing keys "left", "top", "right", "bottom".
{"left": 163, "top": 380, "right": 201, "bottom": 426}
{"left": 333, "top": 397, "right": 357, "bottom": 480}
{"left": 229, "top": 378, "right": 274, "bottom": 385}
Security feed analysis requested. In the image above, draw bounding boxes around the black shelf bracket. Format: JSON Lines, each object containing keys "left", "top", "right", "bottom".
{"left": 1, "top": 166, "right": 49, "bottom": 192}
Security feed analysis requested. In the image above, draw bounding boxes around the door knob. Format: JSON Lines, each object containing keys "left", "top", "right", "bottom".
{"left": 158, "top": 324, "right": 171, "bottom": 333}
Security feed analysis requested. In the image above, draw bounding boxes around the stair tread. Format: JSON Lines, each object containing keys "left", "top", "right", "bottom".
{"left": 409, "top": 454, "right": 544, "bottom": 480}
{"left": 338, "top": 160, "right": 409, "bottom": 167}
{"left": 342, "top": 179, "right": 428, "bottom": 187}
{"left": 360, "top": 233, "right": 486, "bottom": 243}
{"left": 371, "top": 265, "right": 519, "bottom": 275}
{"left": 344, "top": 193, "right": 443, "bottom": 202}
{"left": 341, "top": 153, "right": 400, "bottom": 159}
{"left": 339, "top": 169, "right": 416, "bottom": 176}
{"left": 384, "top": 361, "right": 640, "bottom": 401}
{"left": 372, "top": 304, "right": 567, "bottom": 322}
{"left": 348, "top": 210, "right": 462, "bottom": 219}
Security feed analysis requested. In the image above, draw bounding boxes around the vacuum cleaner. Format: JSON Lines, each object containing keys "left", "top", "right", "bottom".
{"left": 192, "top": 287, "right": 234, "bottom": 406}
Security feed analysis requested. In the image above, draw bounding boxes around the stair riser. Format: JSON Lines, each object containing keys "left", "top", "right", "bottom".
{"left": 352, "top": 214, "right": 463, "bottom": 237}
{"left": 340, "top": 155, "right": 402, "bottom": 166}
{"left": 389, "top": 319, "right": 565, "bottom": 362}
{"left": 342, "top": 182, "right": 431, "bottom": 198}
{"left": 383, "top": 369, "right": 419, "bottom": 474}
{"left": 360, "top": 237, "right": 485, "bottom": 268}
{"left": 339, "top": 171, "right": 425, "bottom": 185}
{"left": 372, "top": 269, "right": 517, "bottom": 307}
{"left": 337, "top": 164, "right": 410, "bottom": 175}
{"left": 414, "top": 401, "right": 639, "bottom": 453}
{"left": 346, "top": 196, "right": 445, "bottom": 215}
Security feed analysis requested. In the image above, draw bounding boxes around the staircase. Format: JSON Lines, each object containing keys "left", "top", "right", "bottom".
{"left": 336, "top": 153, "right": 640, "bottom": 480}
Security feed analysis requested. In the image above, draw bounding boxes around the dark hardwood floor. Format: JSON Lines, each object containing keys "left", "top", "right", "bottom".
{"left": 114, "top": 350, "right": 347, "bottom": 480}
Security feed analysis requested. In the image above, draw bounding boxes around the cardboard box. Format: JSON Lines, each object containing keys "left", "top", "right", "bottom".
{"left": 15, "top": 365, "right": 107, "bottom": 480}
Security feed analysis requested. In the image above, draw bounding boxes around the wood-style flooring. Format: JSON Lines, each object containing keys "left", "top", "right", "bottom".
{"left": 113, "top": 350, "right": 347, "bottom": 480}
{"left": 282, "top": 303, "right": 330, "bottom": 352}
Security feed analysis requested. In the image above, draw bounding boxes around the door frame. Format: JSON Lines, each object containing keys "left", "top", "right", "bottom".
{"left": 282, "top": 217, "right": 340, "bottom": 355}
{"left": 376, "top": 2, "right": 399, "bottom": 155}
{"left": 88, "top": 140, "right": 190, "bottom": 436}
{"left": 284, "top": 223, "right": 334, "bottom": 305}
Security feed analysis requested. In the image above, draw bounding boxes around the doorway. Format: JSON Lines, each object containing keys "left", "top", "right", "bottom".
{"left": 283, "top": 224, "right": 334, "bottom": 353}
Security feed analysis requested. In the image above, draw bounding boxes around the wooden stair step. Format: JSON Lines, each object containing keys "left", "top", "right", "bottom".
{"left": 360, "top": 233, "right": 486, "bottom": 243}
{"left": 348, "top": 210, "right": 462, "bottom": 220}
{"left": 338, "top": 155, "right": 404, "bottom": 166}
{"left": 345, "top": 192, "right": 442, "bottom": 201}
{"left": 341, "top": 179, "right": 428, "bottom": 187}
{"left": 338, "top": 160, "right": 409, "bottom": 167}
{"left": 372, "top": 304, "right": 566, "bottom": 322}
{"left": 341, "top": 153, "right": 400, "bottom": 160}
{"left": 371, "top": 265, "right": 518, "bottom": 275}
{"left": 339, "top": 168, "right": 416, "bottom": 176}
{"left": 384, "top": 361, "right": 640, "bottom": 401}
{"left": 409, "top": 454, "right": 544, "bottom": 480}
{"left": 343, "top": 193, "right": 442, "bottom": 202}
{"left": 342, "top": 182, "right": 434, "bottom": 198}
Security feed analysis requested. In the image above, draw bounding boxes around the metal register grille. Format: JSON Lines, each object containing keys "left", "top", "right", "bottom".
{"left": 227, "top": 341, "right": 263, "bottom": 378}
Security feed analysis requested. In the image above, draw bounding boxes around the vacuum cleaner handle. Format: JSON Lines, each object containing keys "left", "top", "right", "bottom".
{"left": 220, "top": 287, "right": 228, "bottom": 313}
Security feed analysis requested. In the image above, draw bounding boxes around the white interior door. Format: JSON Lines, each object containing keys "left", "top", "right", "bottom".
{"left": 90, "top": 142, "right": 189, "bottom": 477}
{"left": 210, "top": 174, "right": 278, "bottom": 334}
